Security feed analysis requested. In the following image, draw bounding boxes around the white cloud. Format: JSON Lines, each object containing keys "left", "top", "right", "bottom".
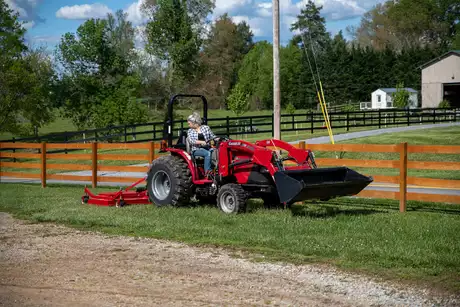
{"left": 22, "top": 20, "right": 35, "bottom": 29}
{"left": 209, "top": 0, "right": 379, "bottom": 43}
{"left": 31, "top": 35, "right": 60, "bottom": 43}
{"left": 56, "top": 3, "right": 113, "bottom": 20}
{"left": 309, "top": 0, "right": 367, "bottom": 20}
{"left": 231, "top": 15, "right": 249, "bottom": 24}
{"left": 5, "top": 0, "right": 44, "bottom": 29}
{"left": 134, "top": 25, "right": 147, "bottom": 48}
{"left": 213, "top": 0, "right": 252, "bottom": 16}
{"left": 125, "top": 0, "right": 149, "bottom": 25}
{"left": 230, "top": 15, "right": 265, "bottom": 36}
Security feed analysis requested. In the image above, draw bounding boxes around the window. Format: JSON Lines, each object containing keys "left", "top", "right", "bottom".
{"left": 377, "top": 95, "right": 381, "bottom": 102}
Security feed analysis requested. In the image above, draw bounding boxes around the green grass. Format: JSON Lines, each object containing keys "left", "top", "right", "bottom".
{"left": 0, "top": 183, "right": 459, "bottom": 294}
{"left": 0, "top": 112, "right": 78, "bottom": 140}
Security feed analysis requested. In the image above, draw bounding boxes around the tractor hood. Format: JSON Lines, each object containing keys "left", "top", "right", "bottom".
{"left": 274, "top": 167, "right": 373, "bottom": 204}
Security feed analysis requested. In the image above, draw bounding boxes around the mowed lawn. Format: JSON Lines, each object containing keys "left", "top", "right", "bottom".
{"left": 0, "top": 183, "right": 459, "bottom": 295}
{"left": 1, "top": 125, "right": 460, "bottom": 294}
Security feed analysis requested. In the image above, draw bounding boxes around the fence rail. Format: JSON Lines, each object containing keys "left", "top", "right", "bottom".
{"left": 1, "top": 141, "right": 459, "bottom": 211}
{"left": 2, "top": 107, "right": 459, "bottom": 146}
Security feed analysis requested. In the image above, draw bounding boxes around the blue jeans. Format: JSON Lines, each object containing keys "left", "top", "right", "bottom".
{"left": 193, "top": 148, "right": 213, "bottom": 172}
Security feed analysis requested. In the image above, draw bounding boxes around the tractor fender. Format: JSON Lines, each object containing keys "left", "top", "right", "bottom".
{"left": 165, "top": 148, "right": 198, "bottom": 181}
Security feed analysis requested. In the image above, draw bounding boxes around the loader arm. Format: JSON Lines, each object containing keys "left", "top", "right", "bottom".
{"left": 254, "top": 139, "right": 310, "bottom": 165}
{"left": 218, "top": 140, "right": 278, "bottom": 177}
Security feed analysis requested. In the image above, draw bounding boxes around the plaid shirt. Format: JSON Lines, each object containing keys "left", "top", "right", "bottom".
{"left": 188, "top": 125, "right": 215, "bottom": 151}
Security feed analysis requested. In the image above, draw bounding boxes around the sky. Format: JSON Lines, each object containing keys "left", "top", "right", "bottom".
{"left": 6, "top": 0, "right": 386, "bottom": 51}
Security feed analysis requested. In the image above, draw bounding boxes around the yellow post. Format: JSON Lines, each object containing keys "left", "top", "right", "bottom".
{"left": 317, "top": 90, "right": 334, "bottom": 144}
{"left": 319, "top": 81, "right": 334, "bottom": 144}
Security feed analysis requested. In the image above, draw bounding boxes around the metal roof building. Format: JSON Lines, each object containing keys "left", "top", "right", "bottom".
{"left": 420, "top": 50, "right": 460, "bottom": 108}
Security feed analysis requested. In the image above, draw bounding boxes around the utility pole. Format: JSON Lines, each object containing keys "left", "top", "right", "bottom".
{"left": 273, "top": 0, "right": 280, "bottom": 140}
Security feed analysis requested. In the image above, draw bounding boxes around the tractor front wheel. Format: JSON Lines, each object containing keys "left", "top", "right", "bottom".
{"left": 217, "top": 184, "right": 247, "bottom": 214}
{"left": 147, "top": 155, "right": 192, "bottom": 207}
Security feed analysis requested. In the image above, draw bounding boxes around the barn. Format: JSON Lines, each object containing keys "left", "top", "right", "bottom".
{"left": 421, "top": 50, "right": 460, "bottom": 108}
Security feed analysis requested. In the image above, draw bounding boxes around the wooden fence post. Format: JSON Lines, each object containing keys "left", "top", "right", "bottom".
{"left": 149, "top": 141, "right": 155, "bottom": 163}
{"left": 299, "top": 141, "right": 306, "bottom": 150}
{"left": 41, "top": 141, "right": 46, "bottom": 188}
{"left": 92, "top": 142, "right": 97, "bottom": 188}
{"left": 399, "top": 142, "right": 408, "bottom": 212}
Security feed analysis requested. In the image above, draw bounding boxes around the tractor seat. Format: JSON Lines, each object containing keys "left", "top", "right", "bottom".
{"left": 186, "top": 137, "right": 217, "bottom": 162}
{"left": 186, "top": 137, "right": 204, "bottom": 160}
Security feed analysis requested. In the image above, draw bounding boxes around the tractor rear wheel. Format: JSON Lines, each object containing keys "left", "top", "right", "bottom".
{"left": 217, "top": 184, "right": 247, "bottom": 214}
{"left": 147, "top": 155, "right": 192, "bottom": 207}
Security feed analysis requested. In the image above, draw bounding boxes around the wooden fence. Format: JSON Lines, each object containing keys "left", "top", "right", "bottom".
{"left": 1, "top": 141, "right": 459, "bottom": 211}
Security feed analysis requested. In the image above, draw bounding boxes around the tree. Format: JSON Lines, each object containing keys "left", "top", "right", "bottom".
{"left": 0, "top": 1, "right": 55, "bottom": 135}
{"left": 285, "top": 102, "right": 296, "bottom": 115}
{"left": 142, "top": 0, "right": 215, "bottom": 88}
{"left": 280, "top": 43, "right": 304, "bottom": 108}
{"left": 347, "top": 0, "right": 460, "bottom": 51}
{"left": 452, "top": 23, "right": 460, "bottom": 49}
{"left": 0, "top": 0, "right": 27, "bottom": 61}
{"left": 393, "top": 82, "right": 410, "bottom": 108}
{"left": 290, "top": 0, "right": 330, "bottom": 54}
{"left": 318, "top": 31, "right": 353, "bottom": 105}
{"left": 346, "top": 2, "right": 399, "bottom": 51}
{"left": 235, "top": 41, "right": 273, "bottom": 109}
{"left": 196, "top": 14, "right": 253, "bottom": 108}
{"left": 93, "top": 76, "right": 148, "bottom": 128}
{"left": 56, "top": 10, "right": 145, "bottom": 130}
{"left": 226, "top": 83, "right": 249, "bottom": 117}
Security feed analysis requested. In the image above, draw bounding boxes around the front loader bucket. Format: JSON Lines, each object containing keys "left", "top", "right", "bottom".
{"left": 274, "top": 167, "right": 373, "bottom": 204}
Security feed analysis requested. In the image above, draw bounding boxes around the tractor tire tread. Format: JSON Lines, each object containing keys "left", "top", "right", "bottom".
{"left": 217, "top": 183, "right": 248, "bottom": 214}
{"left": 148, "top": 155, "right": 192, "bottom": 206}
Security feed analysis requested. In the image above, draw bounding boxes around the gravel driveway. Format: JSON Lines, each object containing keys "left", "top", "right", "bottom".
{"left": 0, "top": 212, "right": 458, "bottom": 307}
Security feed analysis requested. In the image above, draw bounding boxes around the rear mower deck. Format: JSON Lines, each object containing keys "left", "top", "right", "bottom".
{"left": 81, "top": 177, "right": 151, "bottom": 207}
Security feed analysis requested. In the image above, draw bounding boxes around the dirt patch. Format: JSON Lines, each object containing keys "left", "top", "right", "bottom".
{"left": 0, "top": 212, "right": 457, "bottom": 306}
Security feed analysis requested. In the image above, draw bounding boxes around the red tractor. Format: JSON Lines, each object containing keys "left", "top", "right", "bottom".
{"left": 146, "top": 94, "right": 372, "bottom": 213}
{"left": 83, "top": 94, "right": 373, "bottom": 213}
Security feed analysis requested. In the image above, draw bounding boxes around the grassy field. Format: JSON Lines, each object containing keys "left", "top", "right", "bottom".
{"left": 0, "top": 183, "right": 459, "bottom": 295}
{"left": 1, "top": 125, "right": 460, "bottom": 294}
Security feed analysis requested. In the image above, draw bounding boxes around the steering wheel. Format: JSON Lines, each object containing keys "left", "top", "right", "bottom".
{"left": 211, "top": 135, "right": 231, "bottom": 148}
{"left": 280, "top": 156, "right": 298, "bottom": 164}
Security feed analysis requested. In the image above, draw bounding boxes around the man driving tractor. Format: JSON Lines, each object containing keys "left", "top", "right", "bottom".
{"left": 186, "top": 111, "right": 216, "bottom": 176}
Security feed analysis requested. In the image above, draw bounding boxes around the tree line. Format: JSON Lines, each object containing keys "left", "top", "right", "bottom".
{"left": 1, "top": 0, "right": 458, "bottom": 136}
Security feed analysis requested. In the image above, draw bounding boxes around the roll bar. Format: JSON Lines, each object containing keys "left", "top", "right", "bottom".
{"left": 163, "top": 94, "right": 208, "bottom": 148}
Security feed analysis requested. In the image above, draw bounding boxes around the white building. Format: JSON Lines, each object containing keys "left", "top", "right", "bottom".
{"left": 420, "top": 50, "right": 460, "bottom": 108}
{"left": 370, "top": 88, "right": 419, "bottom": 109}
